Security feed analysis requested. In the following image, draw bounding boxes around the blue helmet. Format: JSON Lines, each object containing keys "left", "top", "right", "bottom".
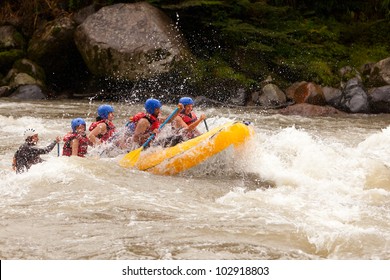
{"left": 71, "top": 118, "right": 86, "bottom": 132}
{"left": 179, "top": 97, "right": 194, "bottom": 106}
{"left": 145, "top": 98, "right": 162, "bottom": 114}
{"left": 97, "top": 104, "right": 114, "bottom": 119}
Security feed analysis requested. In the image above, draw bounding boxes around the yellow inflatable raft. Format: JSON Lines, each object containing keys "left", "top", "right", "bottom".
{"left": 119, "top": 121, "right": 254, "bottom": 175}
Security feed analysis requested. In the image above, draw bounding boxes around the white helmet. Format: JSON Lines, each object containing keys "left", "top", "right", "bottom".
{"left": 24, "top": 128, "right": 37, "bottom": 138}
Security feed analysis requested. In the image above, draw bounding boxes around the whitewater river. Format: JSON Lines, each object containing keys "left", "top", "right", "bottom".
{"left": 0, "top": 98, "right": 389, "bottom": 260}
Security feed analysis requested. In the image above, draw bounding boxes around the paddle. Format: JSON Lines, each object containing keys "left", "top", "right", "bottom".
{"left": 120, "top": 107, "right": 180, "bottom": 167}
{"left": 203, "top": 119, "right": 209, "bottom": 131}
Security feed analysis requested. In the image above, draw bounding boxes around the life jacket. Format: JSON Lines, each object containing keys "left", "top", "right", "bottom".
{"left": 179, "top": 110, "right": 198, "bottom": 125}
{"left": 178, "top": 110, "right": 199, "bottom": 139}
{"left": 126, "top": 112, "right": 160, "bottom": 134}
{"left": 89, "top": 120, "right": 116, "bottom": 142}
{"left": 62, "top": 132, "right": 90, "bottom": 157}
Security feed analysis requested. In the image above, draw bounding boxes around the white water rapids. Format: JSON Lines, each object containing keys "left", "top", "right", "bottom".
{"left": 1, "top": 98, "right": 389, "bottom": 259}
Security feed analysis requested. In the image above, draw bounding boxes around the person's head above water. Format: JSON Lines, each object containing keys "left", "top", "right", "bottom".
{"left": 145, "top": 98, "right": 162, "bottom": 116}
{"left": 97, "top": 104, "right": 114, "bottom": 120}
{"left": 71, "top": 118, "right": 86, "bottom": 132}
{"left": 24, "top": 128, "right": 38, "bottom": 143}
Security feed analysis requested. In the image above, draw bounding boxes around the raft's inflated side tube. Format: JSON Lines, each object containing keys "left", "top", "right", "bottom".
{"left": 120, "top": 121, "right": 254, "bottom": 175}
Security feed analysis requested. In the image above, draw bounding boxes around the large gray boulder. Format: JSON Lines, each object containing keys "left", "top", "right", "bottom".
{"left": 322, "top": 86, "right": 342, "bottom": 108}
{"left": 9, "top": 84, "right": 46, "bottom": 99}
{"left": 368, "top": 57, "right": 390, "bottom": 87}
{"left": 368, "top": 85, "right": 390, "bottom": 113}
{"left": 339, "top": 78, "right": 369, "bottom": 113}
{"left": 74, "top": 2, "right": 191, "bottom": 81}
{"left": 258, "top": 83, "right": 286, "bottom": 107}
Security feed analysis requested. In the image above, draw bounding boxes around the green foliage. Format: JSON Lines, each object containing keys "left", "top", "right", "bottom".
{"left": 306, "top": 61, "right": 337, "bottom": 85}
{"left": 348, "top": 44, "right": 389, "bottom": 68}
{"left": 174, "top": 0, "right": 390, "bottom": 87}
{"left": 213, "top": 64, "right": 249, "bottom": 85}
{"left": 189, "top": 56, "right": 256, "bottom": 98}
{"left": 268, "top": 0, "right": 389, "bottom": 19}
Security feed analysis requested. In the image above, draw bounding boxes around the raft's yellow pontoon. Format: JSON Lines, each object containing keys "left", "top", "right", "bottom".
{"left": 119, "top": 121, "right": 254, "bottom": 175}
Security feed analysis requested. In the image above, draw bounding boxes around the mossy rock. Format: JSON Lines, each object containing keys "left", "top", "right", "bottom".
{"left": 12, "top": 59, "right": 46, "bottom": 83}
{"left": 0, "top": 49, "right": 24, "bottom": 73}
{"left": 9, "top": 72, "right": 45, "bottom": 89}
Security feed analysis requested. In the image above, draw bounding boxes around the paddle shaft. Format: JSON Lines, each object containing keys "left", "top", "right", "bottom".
{"left": 204, "top": 119, "right": 209, "bottom": 131}
{"left": 142, "top": 107, "right": 179, "bottom": 148}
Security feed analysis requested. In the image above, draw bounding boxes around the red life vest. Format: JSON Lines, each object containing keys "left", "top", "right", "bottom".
{"left": 62, "top": 132, "right": 90, "bottom": 157}
{"left": 178, "top": 111, "right": 199, "bottom": 139}
{"left": 129, "top": 112, "right": 160, "bottom": 133}
{"left": 88, "top": 120, "right": 116, "bottom": 142}
{"left": 179, "top": 111, "right": 198, "bottom": 125}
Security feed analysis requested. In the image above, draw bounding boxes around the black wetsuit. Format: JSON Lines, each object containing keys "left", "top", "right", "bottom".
{"left": 14, "top": 141, "right": 57, "bottom": 173}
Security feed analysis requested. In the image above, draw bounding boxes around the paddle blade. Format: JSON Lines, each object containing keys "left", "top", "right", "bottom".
{"left": 119, "top": 147, "right": 142, "bottom": 168}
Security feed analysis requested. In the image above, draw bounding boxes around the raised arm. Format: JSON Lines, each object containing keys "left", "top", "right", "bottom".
{"left": 186, "top": 114, "right": 206, "bottom": 131}
{"left": 37, "top": 136, "right": 60, "bottom": 154}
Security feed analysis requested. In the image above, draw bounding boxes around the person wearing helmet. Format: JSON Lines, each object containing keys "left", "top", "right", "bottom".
{"left": 62, "top": 118, "right": 91, "bottom": 157}
{"left": 174, "top": 97, "right": 207, "bottom": 139}
{"left": 127, "top": 98, "right": 183, "bottom": 147}
{"left": 12, "top": 129, "right": 61, "bottom": 173}
{"left": 88, "top": 104, "right": 116, "bottom": 145}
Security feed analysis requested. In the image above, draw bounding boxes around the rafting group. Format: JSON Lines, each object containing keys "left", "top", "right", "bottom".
{"left": 12, "top": 97, "right": 207, "bottom": 174}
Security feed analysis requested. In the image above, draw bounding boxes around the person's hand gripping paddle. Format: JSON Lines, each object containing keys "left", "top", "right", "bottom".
{"left": 119, "top": 107, "right": 180, "bottom": 168}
